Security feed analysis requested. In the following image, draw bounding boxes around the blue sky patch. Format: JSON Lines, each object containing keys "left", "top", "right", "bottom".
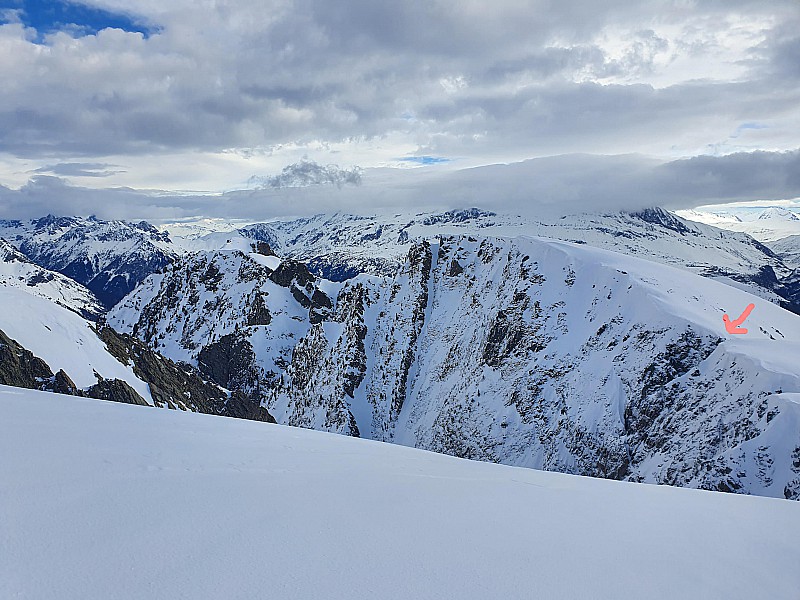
{"left": 738, "top": 122, "right": 768, "bottom": 130}
{"left": 398, "top": 156, "right": 451, "bottom": 165}
{"left": 1, "top": 0, "right": 156, "bottom": 40}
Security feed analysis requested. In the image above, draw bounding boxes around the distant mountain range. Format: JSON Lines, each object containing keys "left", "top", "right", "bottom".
{"left": 677, "top": 206, "right": 800, "bottom": 243}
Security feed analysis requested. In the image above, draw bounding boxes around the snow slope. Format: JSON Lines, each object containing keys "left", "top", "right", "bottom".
{"left": 0, "top": 287, "right": 152, "bottom": 402}
{"left": 0, "top": 239, "right": 103, "bottom": 319}
{"left": 2, "top": 386, "right": 798, "bottom": 600}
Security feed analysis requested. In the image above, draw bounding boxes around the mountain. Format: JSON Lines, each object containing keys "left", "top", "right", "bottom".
{"left": 109, "top": 246, "right": 335, "bottom": 406}
{"left": 0, "top": 239, "right": 103, "bottom": 320}
{"left": 769, "top": 234, "right": 800, "bottom": 270}
{"left": 678, "top": 206, "right": 800, "bottom": 243}
{"left": 109, "top": 233, "right": 800, "bottom": 499}
{"left": 0, "top": 279, "right": 271, "bottom": 421}
{"left": 758, "top": 207, "right": 800, "bottom": 221}
{"left": 172, "top": 208, "right": 799, "bottom": 312}
{"left": 0, "top": 215, "right": 177, "bottom": 309}
{"left": 3, "top": 385, "right": 799, "bottom": 600}
{"left": 2, "top": 208, "right": 797, "bottom": 499}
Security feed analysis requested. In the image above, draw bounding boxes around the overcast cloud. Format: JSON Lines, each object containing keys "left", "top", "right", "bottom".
{"left": 2, "top": 151, "right": 799, "bottom": 222}
{"left": 0, "top": 0, "right": 798, "bottom": 218}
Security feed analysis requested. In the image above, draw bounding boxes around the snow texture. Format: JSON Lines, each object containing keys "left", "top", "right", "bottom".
{"left": 2, "top": 385, "right": 799, "bottom": 600}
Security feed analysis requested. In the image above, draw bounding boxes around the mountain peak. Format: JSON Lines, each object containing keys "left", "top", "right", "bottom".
{"left": 758, "top": 207, "right": 800, "bottom": 221}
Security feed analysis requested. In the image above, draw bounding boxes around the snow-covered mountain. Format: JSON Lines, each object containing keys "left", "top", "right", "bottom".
{"left": 758, "top": 207, "right": 800, "bottom": 221}
{"left": 109, "top": 233, "right": 800, "bottom": 499}
{"left": 0, "top": 215, "right": 177, "bottom": 309}
{"left": 7, "top": 208, "right": 788, "bottom": 314}
{"left": 770, "top": 234, "right": 800, "bottom": 270}
{"left": 166, "top": 208, "right": 799, "bottom": 312}
{"left": 109, "top": 246, "right": 335, "bottom": 407}
{"left": 0, "top": 239, "right": 103, "bottom": 320}
{"left": 678, "top": 206, "right": 800, "bottom": 243}
{"left": 0, "top": 278, "right": 271, "bottom": 421}
{"left": 1, "top": 207, "right": 798, "bottom": 499}
{"left": 4, "top": 386, "right": 798, "bottom": 600}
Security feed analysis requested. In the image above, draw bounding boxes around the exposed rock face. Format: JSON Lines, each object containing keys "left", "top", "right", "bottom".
{"left": 0, "top": 329, "right": 54, "bottom": 390}
{"left": 630, "top": 207, "right": 694, "bottom": 235}
{"left": 269, "top": 259, "right": 314, "bottom": 288}
{"left": 98, "top": 326, "right": 274, "bottom": 422}
{"left": 85, "top": 378, "right": 148, "bottom": 406}
{"left": 197, "top": 332, "right": 259, "bottom": 392}
{"left": 52, "top": 369, "right": 79, "bottom": 395}
{"left": 109, "top": 249, "right": 335, "bottom": 403}
{"left": 264, "top": 237, "right": 800, "bottom": 499}
{"left": 251, "top": 241, "right": 275, "bottom": 256}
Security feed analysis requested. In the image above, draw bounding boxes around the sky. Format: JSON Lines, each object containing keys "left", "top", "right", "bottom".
{"left": 0, "top": 0, "right": 799, "bottom": 220}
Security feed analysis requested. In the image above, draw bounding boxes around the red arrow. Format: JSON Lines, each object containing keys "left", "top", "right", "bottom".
{"left": 723, "top": 303, "right": 755, "bottom": 335}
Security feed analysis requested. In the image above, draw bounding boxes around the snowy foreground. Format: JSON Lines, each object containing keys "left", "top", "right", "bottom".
{"left": 3, "top": 387, "right": 799, "bottom": 600}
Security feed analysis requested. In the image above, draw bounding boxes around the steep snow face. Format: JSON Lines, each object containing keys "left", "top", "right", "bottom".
{"left": 3, "top": 387, "right": 799, "bottom": 600}
{"left": 0, "top": 287, "right": 152, "bottom": 402}
{"left": 0, "top": 239, "right": 103, "bottom": 320}
{"left": 272, "top": 237, "right": 800, "bottom": 499}
{"left": 0, "top": 216, "right": 177, "bottom": 308}
{"left": 114, "top": 231, "right": 800, "bottom": 499}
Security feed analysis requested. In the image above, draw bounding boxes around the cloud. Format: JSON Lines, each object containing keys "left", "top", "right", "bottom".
{"left": 32, "top": 162, "right": 124, "bottom": 177}
{"left": 0, "top": 0, "right": 797, "bottom": 222}
{"left": 247, "top": 158, "right": 362, "bottom": 189}
{"left": 0, "top": 0, "right": 797, "bottom": 166}
{"left": 2, "top": 150, "right": 799, "bottom": 222}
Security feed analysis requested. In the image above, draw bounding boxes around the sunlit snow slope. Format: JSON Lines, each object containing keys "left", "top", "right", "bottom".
{"left": 2, "top": 386, "right": 799, "bottom": 600}
{"left": 0, "top": 287, "right": 152, "bottom": 401}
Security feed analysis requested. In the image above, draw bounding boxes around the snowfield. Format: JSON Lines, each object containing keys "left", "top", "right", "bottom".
{"left": 2, "top": 386, "right": 799, "bottom": 600}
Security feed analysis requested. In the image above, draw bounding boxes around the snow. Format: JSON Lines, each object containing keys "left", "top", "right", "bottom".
{"left": 2, "top": 385, "right": 799, "bottom": 600}
{"left": 0, "top": 288, "right": 153, "bottom": 403}
{"left": 678, "top": 206, "right": 800, "bottom": 242}
{"left": 0, "top": 240, "right": 103, "bottom": 319}
{"left": 247, "top": 251, "right": 282, "bottom": 270}
{"left": 770, "top": 234, "right": 800, "bottom": 269}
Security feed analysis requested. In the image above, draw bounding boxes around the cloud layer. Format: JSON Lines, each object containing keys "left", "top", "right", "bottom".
{"left": 0, "top": 1, "right": 798, "bottom": 215}
{"left": 2, "top": 150, "right": 798, "bottom": 222}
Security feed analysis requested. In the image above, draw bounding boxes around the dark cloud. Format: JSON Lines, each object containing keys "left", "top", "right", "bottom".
{"left": 653, "top": 150, "right": 800, "bottom": 204}
{"left": 0, "top": 0, "right": 797, "bottom": 162}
